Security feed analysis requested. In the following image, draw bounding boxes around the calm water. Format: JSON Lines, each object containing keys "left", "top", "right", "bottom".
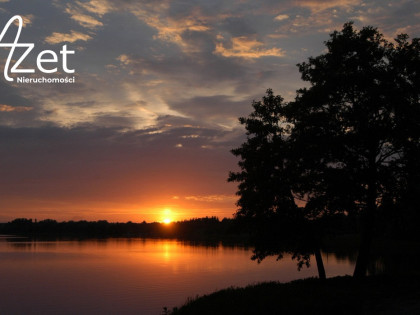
{"left": 0, "top": 237, "right": 354, "bottom": 314}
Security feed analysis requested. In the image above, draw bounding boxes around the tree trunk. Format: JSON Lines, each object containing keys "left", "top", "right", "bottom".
{"left": 314, "top": 247, "right": 326, "bottom": 280}
{"left": 353, "top": 153, "right": 377, "bottom": 278}
{"left": 353, "top": 208, "right": 375, "bottom": 278}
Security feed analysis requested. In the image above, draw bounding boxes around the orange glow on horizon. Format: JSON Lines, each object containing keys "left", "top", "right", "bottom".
{"left": 0, "top": 191, "right": 237, "bottom": 223}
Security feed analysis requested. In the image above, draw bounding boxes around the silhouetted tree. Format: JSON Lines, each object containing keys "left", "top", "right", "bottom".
{"left": 229, "top": 22, "right": 419, "bottom": 279}
{"left": 228, "top": 89, "right": 326, "bottom": 279}
{"left": 382, "top": 34, "right": 420, "bottom": 240}
{"left": 289, "top": 22, "right": 419, "bottom": 278}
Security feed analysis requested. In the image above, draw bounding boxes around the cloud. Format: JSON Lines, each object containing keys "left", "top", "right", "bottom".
{"left": 13, "top": 14, "right": 34, "bottom": 27}
{"left": 50, "top": 0, "right": 113, "bottom": 35}
{"left": 3, "top": 0, "right": 418, "bottom": 134}
{"left": 394, "top": 25, "right": 420, "bottom": 38}
{"left": 67, "top": 11, "right": 103, "bottom": 28}
{"left": 45, "top": 30, "right": 92, "bottom": 44}
{"left": 274, "top": 14, "right": 289, "bottom": 21}
{"left": 76, "top": 0, "right": 113, "bottom": 17}
{"left": 117, "top": 54, "right": 131, "bottom": 66}
{"left": 0, "top": 105, "right": 33, "bottom": 112}
{"left": 214, "top": 36, "right": 285, "bottom": 59}
{"left": 266, "top": 0, "right": 364, "bottom": 35}
{"left": 185, "top": 194, "right": 236, "bottom": 202}
{"left": 115, "top": 1, "right": 236, "bottom": 54}
{"left": 131, "top": 7, "right": 211, "bottom": 52}
{"left": 298, "top": 0, "right": 362, "bottom": 12}
{"left": 169, "top": 95, "right": 248, "bottom": 128}
{"left": 64, "top": 1, "right": 112, "bottom": 29}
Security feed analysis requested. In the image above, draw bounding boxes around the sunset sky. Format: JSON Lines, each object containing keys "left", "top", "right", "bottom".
{"left": 0, "top": 0, "right": 419, "bottom": 222}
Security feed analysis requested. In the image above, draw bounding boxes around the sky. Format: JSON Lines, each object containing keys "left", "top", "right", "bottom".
{"left": 0, "top": 0, "right": 419, "bottom": 223}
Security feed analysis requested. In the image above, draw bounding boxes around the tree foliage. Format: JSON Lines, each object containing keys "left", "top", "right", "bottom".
{"left": 228, "top": 89, "right": 325, "bottom": 276}
{"left": 229, "top": 22, "right": 419, "bottom": 278}
{"left": 229, "top": 91, "right": 296, "bottom": 219}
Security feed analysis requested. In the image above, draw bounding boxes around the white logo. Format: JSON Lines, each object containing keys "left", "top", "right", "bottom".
{"left": 0, "top": 15, "right": 75, "bottom": 83}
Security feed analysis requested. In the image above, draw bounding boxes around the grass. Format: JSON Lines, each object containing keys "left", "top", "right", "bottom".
{"left": 168, "top": 275, "right": 420, "bottom": 314}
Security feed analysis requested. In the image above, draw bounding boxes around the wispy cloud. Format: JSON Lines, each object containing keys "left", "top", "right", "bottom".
{"left": 45, "top": 30, "right": 92, "bottom": 44}
{"left": 298, "top": 0, "right": 362, "bottom": 12}
{"left": 13, "top": 14, "right": 34, "bottom": 27}
{"left": 214, "top": 36, "right": 285, "bottom": 59}
{"left": 65, "top": 6, "right": 103, "bottom": 28}
{"left": 185, "top": 194, "right": 236, "bottom": 202}
{"left": 130, "top": 5, "right": 211, "bottom": 53}
{"left": 76, "top": 0, "right": 113, "bottom": 16}
{"left": 64, "top": 0, "right": 113, "bottom": 29}
{"left": 0, "top": 104, "right": 33, "bottom": 112}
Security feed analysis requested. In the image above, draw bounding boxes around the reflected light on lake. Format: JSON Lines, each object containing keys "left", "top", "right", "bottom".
{"left": 0, "top": 238, "right": 354, "bottom": 314}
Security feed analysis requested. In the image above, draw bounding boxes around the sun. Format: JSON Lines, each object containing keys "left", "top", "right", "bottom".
{"left": 161, "top": 208, "right": 173, "bottom": 224}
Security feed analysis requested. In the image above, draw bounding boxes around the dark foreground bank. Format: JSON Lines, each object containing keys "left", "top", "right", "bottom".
{"left": 167, "top": 275, "right": 420, "bottom": 315}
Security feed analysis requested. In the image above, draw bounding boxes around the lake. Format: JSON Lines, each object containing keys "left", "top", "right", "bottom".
{"left": 0, "top": 237, "right": 354, "bottom": 314}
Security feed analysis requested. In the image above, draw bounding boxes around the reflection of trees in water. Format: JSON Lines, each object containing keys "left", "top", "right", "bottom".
{"left": 369, "top": 244, "right": 420, "bottom": 276}
{"left": 8, "top": 242, "right": 34, "bottom": 251}
{"left": 3, "top": 218, "right": 419, "bottom": 276}
{"left": 322, "top": 238, "right": 420, "bottom": 276}
{"left": 325, "top": 250, "right": 387, "bottom": 276}
{"left": 7, "top": 240, "right": 59, "bottom": 251}
{"left": 3, "top": 237, "right": 252, "bottom": 254}
{"left": 323, "top": 249, "right": 358, "bottom": 264}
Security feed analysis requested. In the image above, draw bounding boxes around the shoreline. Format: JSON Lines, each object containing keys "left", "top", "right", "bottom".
{"left": 169, "top": 275, "right": 420, "bottom": 314}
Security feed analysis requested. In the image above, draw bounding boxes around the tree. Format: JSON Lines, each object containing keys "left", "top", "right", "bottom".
{"left": 289, "top": 22, "right": 420, "bottom": 278}
{"left": 228, "top": 89, "right": 326, "bottom": 279}
{"left": 384, "top": 34, "right": 420, "bottom": 239}
{"left": 229, "top": 22, "right": 419, "bottom": 279}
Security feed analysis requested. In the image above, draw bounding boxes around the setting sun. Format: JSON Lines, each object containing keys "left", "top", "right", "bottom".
{"left": 161, "top": 208, "right": 174, "bottom": 224}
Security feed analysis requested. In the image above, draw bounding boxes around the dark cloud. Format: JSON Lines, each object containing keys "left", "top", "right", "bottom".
{"left": 220, "top": 17, "right": 257, "bottom": 37}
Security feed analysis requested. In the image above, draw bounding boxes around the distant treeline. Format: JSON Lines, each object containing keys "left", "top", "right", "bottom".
{"left": 0, "top": 215, "right": 358, "bottom": 242}
{"left": 0, "top": 212, "right": 416, "bottom": 242}
{"left": 0, "top": 217, "right": 251, "bottom": 242}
